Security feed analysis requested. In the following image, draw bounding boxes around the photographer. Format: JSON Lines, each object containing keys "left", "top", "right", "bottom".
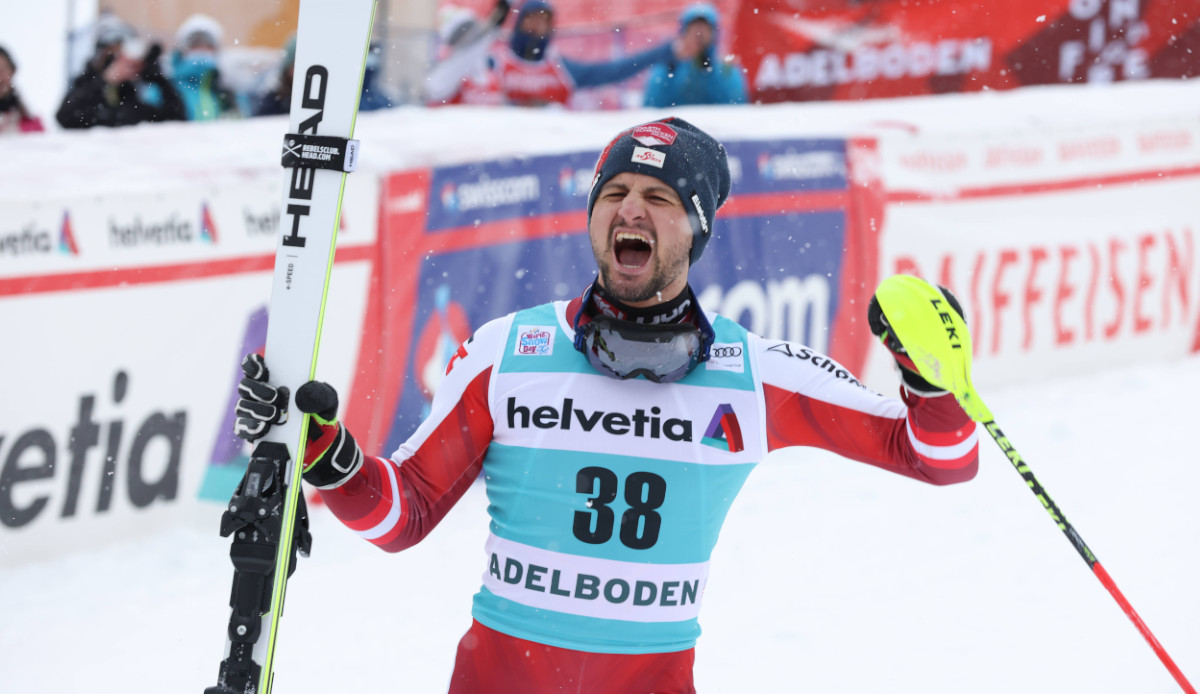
{"left": 56, "top": 37, "right": 186, "bottom": 129}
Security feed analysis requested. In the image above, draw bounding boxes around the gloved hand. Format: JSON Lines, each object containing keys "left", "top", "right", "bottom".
{"left": 234, "top": 353, "right": 364, "bottom": 488}
{"left": 867, "top": 284, "right": 966, "bottom": 395}
{"left": 235, "top": 353, "right": 290, "bottom": 441}
{"left": 294, "top": 380, "right": 364, "bottom": 488}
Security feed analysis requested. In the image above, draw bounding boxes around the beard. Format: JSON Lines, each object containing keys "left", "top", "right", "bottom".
{"left": 592, "top": 222, "right": 690, "bottom": 305}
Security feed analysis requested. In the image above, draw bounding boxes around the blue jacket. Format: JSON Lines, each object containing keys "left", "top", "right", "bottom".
{"left": 643, "top": 4, "right": 747, "bottom": 107}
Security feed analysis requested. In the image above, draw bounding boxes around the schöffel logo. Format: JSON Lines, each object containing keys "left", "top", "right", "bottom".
{"left": 768, "top": 343, "right": 868, "bottom": 390}
{"left": 515, "top": 325, "right": 555, "bottom": 356}
{"left": 702, "top": 403, "right": 744, "bottom": 452}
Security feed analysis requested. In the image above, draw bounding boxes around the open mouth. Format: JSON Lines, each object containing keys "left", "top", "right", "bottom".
{"left": 614, "top": 231, "right": 653, "bottom": 269}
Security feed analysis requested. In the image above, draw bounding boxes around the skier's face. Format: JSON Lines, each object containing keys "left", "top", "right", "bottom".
{"left": 589, "top": 172, "right": 692, "bottom": 307}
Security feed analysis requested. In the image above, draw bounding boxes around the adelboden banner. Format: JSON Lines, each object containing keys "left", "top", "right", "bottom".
{"left": 734, "top": 0, "right": 1200, "bottom": 103}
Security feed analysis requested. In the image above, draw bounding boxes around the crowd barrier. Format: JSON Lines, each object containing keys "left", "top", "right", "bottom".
{"left": 1, "top": 80, "right": 1197, "bottom": 565}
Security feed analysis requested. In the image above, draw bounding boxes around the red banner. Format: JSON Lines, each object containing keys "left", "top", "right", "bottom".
{"left": 732, "top": 0, "right": 1200, "bottom": 103}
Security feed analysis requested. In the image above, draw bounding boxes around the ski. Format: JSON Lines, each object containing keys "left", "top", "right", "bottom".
{"left": 205, "top": 1, "right": 377, "bottom": 692}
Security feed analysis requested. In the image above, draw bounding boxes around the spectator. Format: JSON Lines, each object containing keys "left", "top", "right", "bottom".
{"left": 255, "top": 36, "right": 394, "bottom": 116}
{"left": 253, "top": 35, "right": 296, "bottom": 117}
{"left": 424, "top": 5, "right": 505, "bottom": 106}
{"left": 56, "top": 37, "right": 186, "bottom": 129}
{"left": 426, "top": 0, "right": 696, "bottom": 108}
{"left": 644, "top": 3, "right": 747, "bottom": 107}
{"left": 0, "top": 46, "right": 44, "bottom": 134}
{"left": 170, "top": 14, "right": 240, "bottom": 120}
{"left": 359, "top": 41, "right": 398, "bottom": 111}
{"left": 80, "top": 13, "right": 135, "bottom": 83}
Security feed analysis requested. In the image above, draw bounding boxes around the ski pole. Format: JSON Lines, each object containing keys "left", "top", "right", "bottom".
{"left": 977, "top": 415, "right": 1196, "bottom": 694}
{"left": 875, "top": 274, "right": 1197, "bottom": 694}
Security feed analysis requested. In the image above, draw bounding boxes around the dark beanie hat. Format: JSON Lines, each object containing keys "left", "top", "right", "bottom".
{"left": 587, "top": 117, "right": 731, "bottom": 264}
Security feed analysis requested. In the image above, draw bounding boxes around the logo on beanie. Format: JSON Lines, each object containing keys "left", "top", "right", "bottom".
{"left": 632, "top": 146, "right": 666, "bottom": 169}
{"left": 691, "top": 194, "right": 709, "bottom": 234}
{"left": 632, "top": 123, "right": 677, "bottom": 147}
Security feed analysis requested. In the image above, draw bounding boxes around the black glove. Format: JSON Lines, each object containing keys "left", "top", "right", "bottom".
{"left": 294, "top": 380, "right": 365, "bottom": 489}
{"left": 867, "top": 285, "right": 966, "bottom": 394}
{"left": 235, "top": 353, "right": 290, "bottom": 441}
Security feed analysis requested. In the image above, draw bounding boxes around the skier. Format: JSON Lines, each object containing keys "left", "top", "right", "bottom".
{"left": 235, "top": 117, "right": 979, "bottom": 693}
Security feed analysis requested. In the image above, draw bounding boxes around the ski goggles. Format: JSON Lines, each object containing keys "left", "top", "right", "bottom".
{"left": 572, "top": 290, "right": 715, "bottom": 384}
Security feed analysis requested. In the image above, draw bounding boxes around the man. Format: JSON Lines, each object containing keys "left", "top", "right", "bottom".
{"left": 236, "top": 118, "right": 979, "bottom": 693}
{"left": 643, "top": 3, "right": 748, "bottom": 107}
{"left": 425, "top": 0, "right": 696, "bottom": 107}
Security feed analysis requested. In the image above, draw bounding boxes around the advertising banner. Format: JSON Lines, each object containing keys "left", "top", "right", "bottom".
{"left": 870, "top": 117, "right": 1200, "bottom": 388}
{"left": 352, "top": 136, "right": 875, "bottom": 454}
{"left": 733, "top": 0, "right": 1200, "bottom": 103}
{"left": 0, "top": 174, "right": 378, "bottom": 565}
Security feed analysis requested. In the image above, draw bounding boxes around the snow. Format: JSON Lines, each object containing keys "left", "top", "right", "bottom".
{"left": 1, "top": 357, "right": 1197, "bottom": 692}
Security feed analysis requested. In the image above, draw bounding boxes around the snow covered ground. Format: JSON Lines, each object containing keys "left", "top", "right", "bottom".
{"left": 2, "top": 354, "right": 1197, "bottom": 693}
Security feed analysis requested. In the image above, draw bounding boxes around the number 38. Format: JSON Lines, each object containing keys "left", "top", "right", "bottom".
{"left": 573, "top": 467, "right": 667, "bottom": 550}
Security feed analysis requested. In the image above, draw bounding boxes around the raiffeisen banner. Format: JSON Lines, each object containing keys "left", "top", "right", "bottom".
{"left": 734, "top": 0, "right": 1200, "bottom": 103}
{"left": 345, "top": 137, "right": 880, "bottom": 454}
{"left": 867, "top": 116, "right": 1200, "bottom": 389}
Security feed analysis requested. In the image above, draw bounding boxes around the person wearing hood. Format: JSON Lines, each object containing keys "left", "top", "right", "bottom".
{"left": 427, "top": 0, "right": 697, "bottom": 108}
{"left": 644, "top": 3, "right": 747, "bottom": 108}
{"left": 170, "top": 14, "right": 240, "bottom": 121}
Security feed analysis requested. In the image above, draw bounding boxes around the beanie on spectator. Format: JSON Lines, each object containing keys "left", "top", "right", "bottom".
{"left": 587, "top": 118, "right": 731, "bottom": 265}
{"left": 175, "top": 14, "right": 223, "bottom": 51}
{"left": 95, "top": 14, "right": 134, "bottom": 49}
{"left": 679, "top": 2, "right": 720, "bottom": 32}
